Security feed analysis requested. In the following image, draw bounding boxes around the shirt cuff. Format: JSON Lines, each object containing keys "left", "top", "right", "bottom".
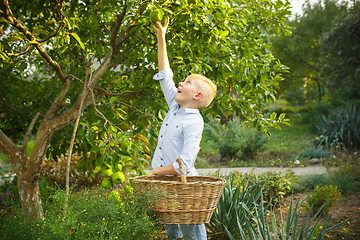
{"left": 153, "top": 68, "right": 173, "bottom": 80}
{"left": 172, "top": 161, "right": 180, "bottom": 175}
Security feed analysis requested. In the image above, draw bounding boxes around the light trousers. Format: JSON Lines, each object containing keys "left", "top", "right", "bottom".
{"left": 165, "top": 224, "right": 207, "bottom": 240}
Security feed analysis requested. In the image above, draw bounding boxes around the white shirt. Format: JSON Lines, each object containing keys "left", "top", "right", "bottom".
{"left": 151, "top": 68, "right": 203, "bottom": 176}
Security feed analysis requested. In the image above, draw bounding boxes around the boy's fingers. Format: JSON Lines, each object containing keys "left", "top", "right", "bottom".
{"left": 156, "top": 20, "right": 162, "bottom": 28}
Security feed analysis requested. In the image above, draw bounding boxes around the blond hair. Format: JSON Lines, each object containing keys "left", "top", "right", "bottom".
{"left": 186, "top": 74, "right": 217, "bottom": 109}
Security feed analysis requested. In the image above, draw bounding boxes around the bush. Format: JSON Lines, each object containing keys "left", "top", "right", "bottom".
{"left": 314, "top": 104, "right": 360, "bottom": 150}
{"left": 246, "top": 171, "right": 293, "bottom": 204}
{"left": 203, "top": 118, "right": 268, "bottom": 161}
{"left": 307, "top": 185, "right": 341, "bottom": 215}
{"left": 0, "top": 187, "right": 161, "bottom": 239}
{"left": 300, "top": 146, "right": 330, "bottom": 159}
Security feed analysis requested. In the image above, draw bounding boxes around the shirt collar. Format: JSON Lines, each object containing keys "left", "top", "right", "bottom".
{"left": 178, "top": 107, "right": 199, "bottom": 114}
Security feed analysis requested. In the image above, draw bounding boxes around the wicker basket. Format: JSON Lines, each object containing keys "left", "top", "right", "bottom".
{"left": 131, "top": 158, "right": 226, "bottom": 224}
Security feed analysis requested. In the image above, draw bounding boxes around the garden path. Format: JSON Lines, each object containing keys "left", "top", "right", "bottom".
{"left": 144, "top": 165, "right": 338, "bottom": 176}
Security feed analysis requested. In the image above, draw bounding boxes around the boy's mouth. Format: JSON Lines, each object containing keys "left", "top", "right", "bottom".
{"left": 177, "top": 87, "right": 182, "bottom": 93}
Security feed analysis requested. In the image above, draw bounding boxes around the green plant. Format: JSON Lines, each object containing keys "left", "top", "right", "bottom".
{"left": 203, "top": 118, "right": 268, "bottom": 161}
{"left": 207, "top": 176, "right": 343, "bottom": 239}
{"left": 326, "top": 170, "right": 360, "bottom": 195}
{"left": 206, "top": 176, "right": 264, "bottom": 239}
{"left": 300, "top": 146, "right": 330, "bottom": 159}
{"left": 294, "top": 174, "right": 327, "bottom": 191}
{"left": 315, "top": 104, "right": 360, "bottom": 150}
{"left": 307, "top": 185, "right": 341, "bottom": 215}
{"left": 247, "top": 171, "right": 293, "bottom": 204}
{"left": 0, "top": 187, "right": 161, "bottom": 239}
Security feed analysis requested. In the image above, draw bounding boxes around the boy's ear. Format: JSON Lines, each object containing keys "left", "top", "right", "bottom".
{"left": 194, "top": 92, "right": 203, "bottom": 100}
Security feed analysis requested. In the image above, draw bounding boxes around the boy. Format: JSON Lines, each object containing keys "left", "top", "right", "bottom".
{"left": 148, "top": 17, "right": 216, "bottom": 240}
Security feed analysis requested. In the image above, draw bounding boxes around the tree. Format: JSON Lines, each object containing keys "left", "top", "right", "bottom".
{"left": 0, "top": 0, "right": 290, "bottom": 218}
{"left": 270, "top": 0, "right": 347, "bottom": 103}
{"left": 321, "top": 1, "right": 360, "bottom": 91}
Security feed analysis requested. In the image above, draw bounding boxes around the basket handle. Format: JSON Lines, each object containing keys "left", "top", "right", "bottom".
{"left": 176, "top": 158, "right": 187, "bottom": 183}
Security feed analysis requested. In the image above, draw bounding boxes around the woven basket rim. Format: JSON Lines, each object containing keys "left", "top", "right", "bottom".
{"left": 156, "top": 207, "right": 216, "bottom": 213}
{"left": 132, "top": 175, "right": 226, "bottom": 185}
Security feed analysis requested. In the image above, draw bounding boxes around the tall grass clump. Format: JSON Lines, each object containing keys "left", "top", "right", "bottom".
{"left": 300, "top": 146, "right": 330, "bottom": 159}
{"left": 326, "top": 170, "right": 360, "bottom": 195}
{"left": 314, "top": 104, "right": 360, "bottom": 150}
{"left": 0, "top": 187, "right": 161, "bottom": 239}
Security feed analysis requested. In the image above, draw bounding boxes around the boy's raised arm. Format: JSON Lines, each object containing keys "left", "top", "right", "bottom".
{"left": 152, "top": 17, "right": 170, "bottom": 71}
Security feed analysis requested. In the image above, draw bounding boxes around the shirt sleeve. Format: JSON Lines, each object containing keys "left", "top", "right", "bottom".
{"left": 153, "top": 68, "right": 177, "bottom": 108}
{"left": 173, "top": 121, "right": 204, "bottom": 175}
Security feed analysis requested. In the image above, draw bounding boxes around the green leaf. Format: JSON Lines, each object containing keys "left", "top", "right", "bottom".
{"left": 110, "top": 97, "right": 117, "bottom": 105}
{"left": 70, "top": 32, "right": 85, "bottom": 50}
{"left": 270, "top": 112, "right": 277, "bottom": 121}
{"left": 279, "top": 113, "right": 286, "bottom": 120}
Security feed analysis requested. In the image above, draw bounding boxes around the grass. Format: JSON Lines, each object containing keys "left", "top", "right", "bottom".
{"left": 198, "top": 115, "right": 318, "bottom": 168}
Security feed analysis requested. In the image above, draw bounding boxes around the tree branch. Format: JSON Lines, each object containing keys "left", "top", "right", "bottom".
{"left": 134, "top": 34, "right": 156, "bottom": 46}
{"left": 0, "top": 130, "right": 21, "bottom": 169}
{"left": 94, "top": 10, "right": 110, "bottom": 33}
{"left": 6, "top": 44, "right": 32, "bottom": 57}
{"left": 1, "top": 0, "right": 67, "bottom": 84}
{"left": 110, "top": 2, "right": 128, "bottom": 52}
{"left": 38, "top": 23, "right": 64, "bottom": 43}
{"left": 23, "top": 112, "right": 44, "bottom": 152}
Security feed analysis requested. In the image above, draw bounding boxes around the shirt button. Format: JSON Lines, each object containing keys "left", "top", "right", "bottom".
{"left": 159, "top": 147, "right": 162, "bottom": 150}
{"left": 161, "top": 158, "right": 163, "bottom": 160}
{"left": 166, "top": 123, "right": 168, "bottom": 126}
{"left": 174, "top": 113, "right": 176, "bottom": 116}
{"left": 160, "top": 135, "right": 163, "bottom": 138}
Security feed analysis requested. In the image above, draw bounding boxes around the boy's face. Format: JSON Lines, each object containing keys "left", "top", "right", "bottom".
{"left": 175, "top": 77, "right": 200, "bottom": 108}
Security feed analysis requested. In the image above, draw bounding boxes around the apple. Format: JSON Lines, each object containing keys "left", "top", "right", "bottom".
{"left": 124, "top": 185, "right": 134, "bottom": 194}
{"left": 150, "top": 9, "right": 163, "bottom": 23}
{"left": 101, "top": 165, "right": 113, "bottom": 177}
{"left": 112, "top": 171, "right": 125, "bottom": 184}
{"left": 101, "top": 178, "right": 112, "bottom": 189}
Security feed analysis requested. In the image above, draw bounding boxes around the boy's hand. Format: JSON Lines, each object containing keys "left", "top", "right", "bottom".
{"left": 152, "top": 17, "right": 169, "bottom": 40}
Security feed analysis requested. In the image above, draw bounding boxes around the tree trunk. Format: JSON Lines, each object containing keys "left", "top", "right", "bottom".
{"left": 17, "top": 172, "right": 43, "bottom": 219}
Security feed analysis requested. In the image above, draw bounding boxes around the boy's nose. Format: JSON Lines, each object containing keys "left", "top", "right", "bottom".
{"left": 179, "top": 82, "right": 183, "bottom": 86}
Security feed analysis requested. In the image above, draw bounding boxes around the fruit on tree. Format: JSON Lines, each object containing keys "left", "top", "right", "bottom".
{"left": 124, "top": 185, "right": 134, "bottom": 194}
{"left": 101, "top": 165, "right": 113, "bottom": 177}
{"left": 112, "top": 171, "right": 125, "bottom": 184}
{"left": 102, "top": 178, "right": 112, "bottom": 189}
{"left": 150, "top": 9, "right": 163, "bottom": 23}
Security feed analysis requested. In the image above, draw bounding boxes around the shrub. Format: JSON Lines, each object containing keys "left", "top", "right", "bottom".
{"left": 0, "top": 187, "right": 161, "bottom": 239}
{"left": 246, "top": 171, "right": 293, "bottom": 204}
{"left": 203, "top": 118, "right": 268, "bottom": 161}
{"left": 315, "top": 104, "right": 360, "bottom": 150}
{"left": 300, "top": 146, "right": 330, "bottom": 159}
{"left": 307, "top": 185, "right": 341, "bottom": 215}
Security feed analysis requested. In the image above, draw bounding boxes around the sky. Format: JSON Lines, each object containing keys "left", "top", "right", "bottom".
{"left": 289, "top": 0, "right": 319, "bottom": 17}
